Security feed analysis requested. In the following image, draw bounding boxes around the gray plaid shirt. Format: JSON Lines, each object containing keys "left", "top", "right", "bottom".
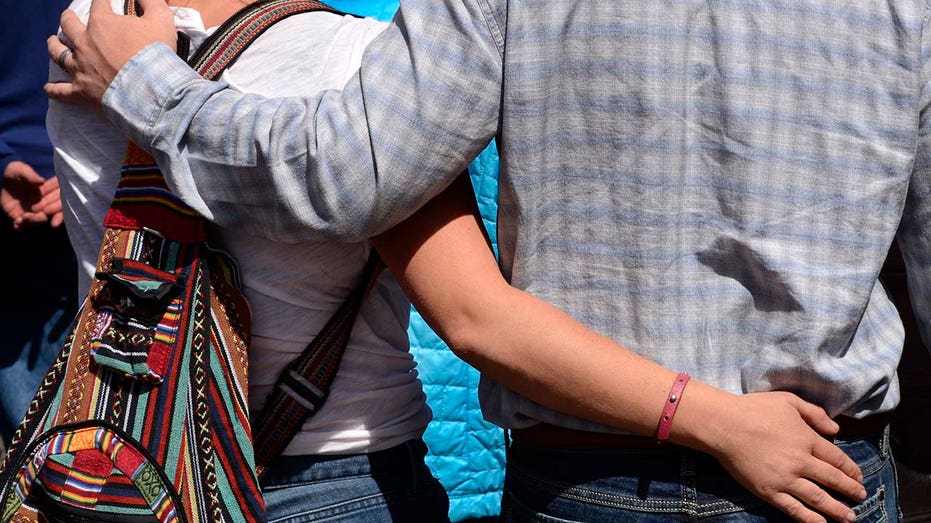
{"left": 105, "top": 1, "right": 931, "bottom": 431}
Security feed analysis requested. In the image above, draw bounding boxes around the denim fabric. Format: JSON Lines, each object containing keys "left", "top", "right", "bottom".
{"left": 502, "top": 429, "right": 899, "bottom": 522}
{"left": 0, "top": 302, "right": 73, "bottom": 441}
{"left": 261, "top": 439, "right": 450, "bottom": 523}
{"left": 0, "top": 225, "right": 77, "bottom": 442}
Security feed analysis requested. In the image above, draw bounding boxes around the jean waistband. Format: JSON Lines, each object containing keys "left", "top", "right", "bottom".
{"left": 260, "top": 439, "right": 429, "bottom": 488}
{"left": 511, "top": 414, "right": 889, "bottom": 451}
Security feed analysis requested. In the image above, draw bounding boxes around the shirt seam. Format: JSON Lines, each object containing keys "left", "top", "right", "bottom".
{"left": 148, "top": 50, "right": 204, "bottom": 151}
{"left": 908, "top": 0, "right": 931, "bottom": 179}
{"left": 473, "top": 0, "right": 505, "bottom": 59}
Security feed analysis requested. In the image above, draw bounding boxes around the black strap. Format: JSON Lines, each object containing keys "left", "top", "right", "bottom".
{"left": 253, "top": 254, "right": 384, "bottom": 476}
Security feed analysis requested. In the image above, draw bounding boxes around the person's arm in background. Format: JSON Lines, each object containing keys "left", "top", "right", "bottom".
{"left": 373, "top": 175, "right": 866, "bottom": 523}
{"left": 47, "top": 0, "right": 500, "bottom": 243}
{"left": 0, "top": 138, "right": 17, "bottom": 180}
{"left": 29, "top": 176, "right": 64, "bottom": 228}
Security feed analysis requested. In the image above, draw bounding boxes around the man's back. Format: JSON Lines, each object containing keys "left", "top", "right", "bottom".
{"left": 484, "top": 0, "right": 924, "bottom": 431}
{"left": 101, "top": 0, "right": 927, "bottom": 430}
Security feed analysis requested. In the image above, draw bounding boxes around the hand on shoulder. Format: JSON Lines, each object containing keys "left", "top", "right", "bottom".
{"left": 45, "top": 0, "right": 177, "bottom": 106}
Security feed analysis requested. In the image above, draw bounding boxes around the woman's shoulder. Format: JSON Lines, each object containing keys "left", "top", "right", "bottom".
{"left": 255, "top": 8, "right": 388, "bottom": 51}
{"left": 224, "top": 10, "right": 388, "bottom": 95}
{"left": 64, "top": 0, "right": 121, "bottom": 24}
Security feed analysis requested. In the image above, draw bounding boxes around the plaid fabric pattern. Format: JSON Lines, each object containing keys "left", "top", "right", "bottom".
{"left": 103, "top": 0, "right": 931, "bottom": 430}
{"left": 0, "top": 1, "right": 343, "bottom": 521}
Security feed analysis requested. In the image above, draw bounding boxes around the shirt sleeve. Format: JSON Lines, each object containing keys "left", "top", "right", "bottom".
{"left": 897, "top": 15, "right": 931, "bottom": 358}
{"left": 102, "top": 0, "right": 504, "bottom": 243}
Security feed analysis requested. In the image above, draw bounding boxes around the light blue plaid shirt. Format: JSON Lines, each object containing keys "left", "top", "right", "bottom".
{"left": 104, "top": 1, "right": 931, "bottom": 431}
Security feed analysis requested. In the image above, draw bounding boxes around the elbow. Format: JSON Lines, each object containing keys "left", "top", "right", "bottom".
{"left": 429, "top": 285, "right": 513, "bottom": 371}
{"left": 441, "top": 316, "right": 485, "bottom": 366}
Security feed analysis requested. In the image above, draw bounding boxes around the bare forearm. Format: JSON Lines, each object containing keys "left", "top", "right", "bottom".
{"left": 374, "top": 176, "right": 865, "bottom": 523}
{"left": 375, "top": 175, "right": 726, "bottom": 442}
{"left": 444, "top": 282, "right": 672, "bottom": 432}
{"left": 419, "top": 270, "right": 748, "bottom": 453}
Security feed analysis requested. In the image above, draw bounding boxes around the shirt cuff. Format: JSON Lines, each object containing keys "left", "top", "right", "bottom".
{"left": 101, "top": 42, "right": 203, "bottom": 150}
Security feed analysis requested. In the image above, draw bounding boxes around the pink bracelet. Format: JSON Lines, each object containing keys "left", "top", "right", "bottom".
{"left": 656, "top": 372, "right": 690, "bottom": 443}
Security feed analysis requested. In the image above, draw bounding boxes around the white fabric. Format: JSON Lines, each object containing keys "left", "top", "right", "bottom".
{"left": 48, "top": 1, "right": 431, "bottom": 455}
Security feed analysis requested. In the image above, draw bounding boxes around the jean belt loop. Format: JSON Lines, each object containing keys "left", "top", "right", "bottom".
{"left": 406, "top": 440, "right": 420, "bottom": 485}
{"left": 880, "top": 424, "right": 890, "bottom": 460}
{"left": 680, "top": 446, "right": 697, "bottom": 478}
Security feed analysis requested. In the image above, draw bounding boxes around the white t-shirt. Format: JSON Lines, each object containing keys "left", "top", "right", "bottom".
{"left": 48, "top": 1, "right": 432, "bottom": 455}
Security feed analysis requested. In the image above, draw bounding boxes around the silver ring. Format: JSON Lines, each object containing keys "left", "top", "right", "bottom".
{"left": 57, "top": 48, "right": 73, "bottom": 71}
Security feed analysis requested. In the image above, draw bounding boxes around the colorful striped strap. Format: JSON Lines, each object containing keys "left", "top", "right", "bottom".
{"left": 189, "top": 0, "right": 346, "bottom": 80}
{"left": 253, "top": 253, "right": 384, "bottom": 475}
{"left": 122, "top": 0, "right": 346, "bottom": 80}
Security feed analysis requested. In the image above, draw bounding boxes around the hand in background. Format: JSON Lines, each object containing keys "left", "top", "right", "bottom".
{"left": 1, "top": 160, "right": 50, "bottom": 229}
{"left": 31, "top": 176, "right": 65, "bottom": 228}
{"left": 45, "top": 0, "right": 176, "bottom": 106}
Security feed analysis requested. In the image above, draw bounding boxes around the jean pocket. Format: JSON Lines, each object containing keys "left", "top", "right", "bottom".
{"left": 852, "top": 484, "right": 889, "bottom": 522}
{"left": 502, "top": 487, "right": 585, "bottom": 523}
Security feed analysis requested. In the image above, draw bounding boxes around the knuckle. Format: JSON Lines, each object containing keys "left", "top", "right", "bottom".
{"left": 826, "top": 468, "right": 844, "bottom": 487}
{"left": 841, "top": 456, "right": 859, "bottom": 472}
{"left": 784, "top": 504, "right": 801, "bottom": 516}
{"left": 808, "top": 487, "right": 829, "bottom": 507}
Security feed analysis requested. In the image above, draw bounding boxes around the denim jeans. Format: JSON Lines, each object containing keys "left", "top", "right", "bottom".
{"left": 0, "top": 225, "right": 78, "bottom": 442}
{"left": 261, "top": 439, "right": 450, "bottom": 523}
{"left": 502, "top": 428, "right": 899, "bottom": 522}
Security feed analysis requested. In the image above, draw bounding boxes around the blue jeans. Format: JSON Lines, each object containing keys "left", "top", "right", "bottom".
{"left": 502, "top": 428, "right": 899, "bottom": 522}
{"left": 0, "top": 225, "right": 77, "bottom": 442}
{"left": 261, "top": 439, "right": 450, "bottom": 522}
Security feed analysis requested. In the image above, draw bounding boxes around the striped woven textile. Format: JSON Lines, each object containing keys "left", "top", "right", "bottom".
{"left": 0, "top": 1, "right": 343, "bottom": 522}
{"left": 0, "top": 220, "right": 261, "bottom": 523}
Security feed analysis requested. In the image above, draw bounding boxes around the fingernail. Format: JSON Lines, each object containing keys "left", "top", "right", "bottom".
{"left": 859, "top": 488, "right": 867, "bottom": 500}
{"left": 846, "top": 510, "right": 856, "bottom": 522}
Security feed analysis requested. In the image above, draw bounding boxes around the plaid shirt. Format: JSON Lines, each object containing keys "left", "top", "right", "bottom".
{"left": 105, "top": 1, "right": 931, "bottom": 431}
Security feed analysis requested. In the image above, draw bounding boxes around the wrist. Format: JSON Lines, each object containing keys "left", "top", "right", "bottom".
{"left": 1, "top": 156, "right": 20, "bottom": 180}
{"left": 655, "top": 373, "right": 690, "bottom": 442}
{"left": 664, "top": 380, "right": 741, "bottom": 456}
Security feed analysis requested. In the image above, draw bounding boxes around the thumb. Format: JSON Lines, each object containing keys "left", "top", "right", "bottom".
{"left": 136, "top": 0, "right": 178, "bottom": 51}
{"left": 792, "top": 396, "right": 839, "bottom": 436}
{"left": 4, "top": 161, "right": 45, "bottom": 185}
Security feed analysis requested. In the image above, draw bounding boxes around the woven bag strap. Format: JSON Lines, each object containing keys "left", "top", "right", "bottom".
{"left": 122, "top": 0, "right": 346, "bottom": 78}
{"left": 188, "top": 0, "right": 346, "bottom": 79}
{"left": 253, "top": 253, "right": 384, "bottom": 476}
{"left": 104, "top": 0, "right": 345, "bottom": 243}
